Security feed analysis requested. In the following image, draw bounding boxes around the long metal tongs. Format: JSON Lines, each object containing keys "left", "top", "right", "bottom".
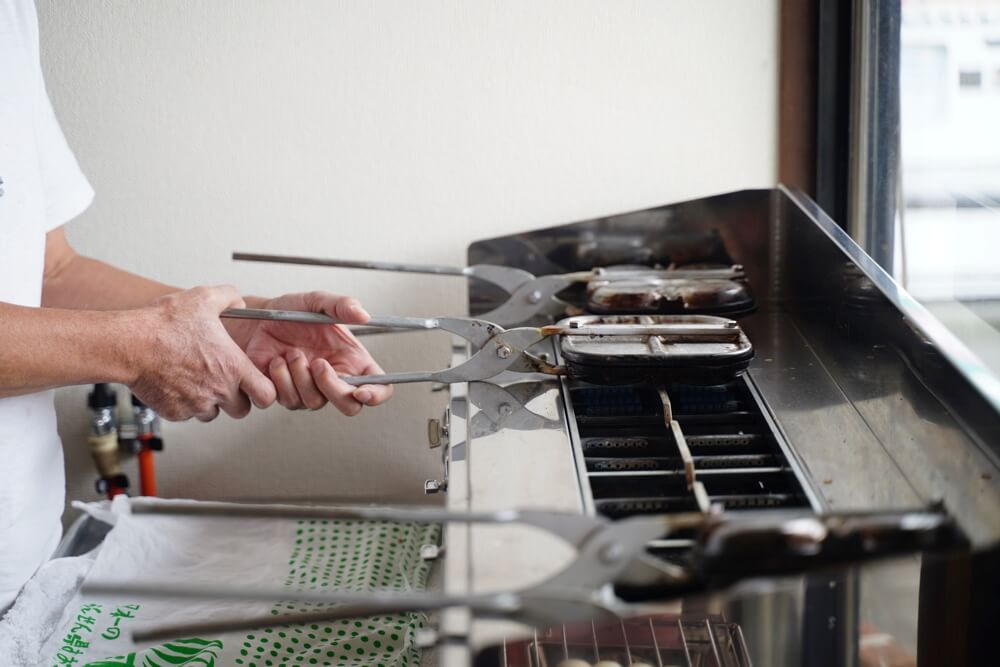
{"left": 232, "top": 252, "right": 744, "bottom": 326}
{"left": 82, "top": 500, "right": 965, "bottom": 642}
{"left": 220, "top": 308, "right": 741, "bottom": 386}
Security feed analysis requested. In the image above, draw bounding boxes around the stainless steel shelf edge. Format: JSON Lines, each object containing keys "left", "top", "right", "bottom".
{"left": 778, "top": 185, "right": 1000, "bottom": 459}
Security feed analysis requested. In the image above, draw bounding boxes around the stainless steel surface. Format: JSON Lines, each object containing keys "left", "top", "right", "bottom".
{"left": 774, "top": 186, "right": 1000, "bottom": 546}
{"left": 742, "top": 312, "right": 924, "bottom": 512}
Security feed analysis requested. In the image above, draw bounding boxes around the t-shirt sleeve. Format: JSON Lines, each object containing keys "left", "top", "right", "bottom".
{"left": 32, "top": 69, "right": 95, "bottom": 232}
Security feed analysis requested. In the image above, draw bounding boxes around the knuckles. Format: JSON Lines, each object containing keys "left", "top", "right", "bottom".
{"left": 228, "top": 405, "right": 252, "bottom": 419}
{"left": 277, "top": 394, "right": 301, "bottom": 410}
{"left": 304, "top": 395, "right": 327, "bottom": 411}
{"left": 340, "top": 402, "right": 363, "bottom": 417}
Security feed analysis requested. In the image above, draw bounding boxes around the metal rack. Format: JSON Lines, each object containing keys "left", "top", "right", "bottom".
{"left": 485, "top": 613, "right": 752, "bottom": 667}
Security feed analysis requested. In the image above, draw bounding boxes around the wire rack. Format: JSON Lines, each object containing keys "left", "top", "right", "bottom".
{"left": 485, "top": 613, "right": 752, "bottom": 667}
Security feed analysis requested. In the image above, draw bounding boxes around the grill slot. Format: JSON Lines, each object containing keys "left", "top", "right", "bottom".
{"left": 587, "top": 456, "right": 683, "bottom": 472}
{"left": 581, "top": 435, "right": 677, "bottom": 456}
{"left": 675, "top": 412, "right": 757, "bottom": 427}
{"left": 710, "top": 493, "right": 801, "bottom": 509}
{"left": 686, "top": 432, "right": 763, "bottom": 447}
{"left": 596, "top": 497, "right": 700, "bottom": 518}
{"left": 586, "top": 454, "right": 780, "bottom": 472}
{"left": 571, "top": 385, "right": 662, "bottom": 416}
{"left": 665, "top": 383, "right": 747, "bottom": 414}
{"left": 590, "top": 469, "right": 798, "bottom": 496}
{"left": 696, "top": 453, "right": 778, "bottom": 468}
{"left": 569, "top": 379, "right": 811, "bottom": 562}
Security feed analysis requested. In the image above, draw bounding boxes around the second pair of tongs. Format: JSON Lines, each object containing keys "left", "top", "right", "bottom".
{"left": 83, "top": 500, "right": 964, "bottom": 643}
{"left": 220, "top": 308, "right": 747, "bottom": 386}
{"left": 233, "top": 251, "right": 744, "bottom": 326}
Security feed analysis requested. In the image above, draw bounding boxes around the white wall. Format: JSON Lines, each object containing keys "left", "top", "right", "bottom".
{"left": 37, "top": 0, "right": 778, "bottom": 517}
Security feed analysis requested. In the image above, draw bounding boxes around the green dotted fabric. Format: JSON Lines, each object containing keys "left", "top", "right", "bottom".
{"left": 235, "top": 519, "right": 440, "bottom": 667}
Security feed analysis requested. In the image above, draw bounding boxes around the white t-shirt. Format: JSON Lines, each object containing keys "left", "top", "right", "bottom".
{"left": 0, "top": 0, "right": 95, "bottom": 613}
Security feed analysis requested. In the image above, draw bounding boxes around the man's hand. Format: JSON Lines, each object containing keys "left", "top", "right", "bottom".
{"left": 128, "top": 286, "right": 278, "bottom": 421}
{"left": 223, "top": 291, "right": 393, "bottom": 416}
{"left": 29, "top": 229, "right": 386, "bottom": 418}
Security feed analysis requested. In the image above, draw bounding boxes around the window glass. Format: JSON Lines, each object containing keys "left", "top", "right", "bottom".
{"left": 899, "top": 0, "right": 1000, "bottom": 375}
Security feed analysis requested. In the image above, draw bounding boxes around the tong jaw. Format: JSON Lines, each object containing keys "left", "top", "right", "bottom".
{"left": 477, "top": 274, "right": 576, "bottom": 326}
{"left": 462, "top": 264, "right": 538, "bottom": 294}
{"left": 341, "top": 321, "right": 558, "bottom": 386}
{"left": 465, "top": 381, "right": 563, "bottom": 437}
{"left": 535, "top": 514, "right": 696, "bottom": 601}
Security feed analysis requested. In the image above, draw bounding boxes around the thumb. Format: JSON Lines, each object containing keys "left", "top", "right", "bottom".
{"left": 317, "top": 294, "right": 370, "bottom": 325}
{"left": 237, "top": 354, "right": 277, "bottom": 408}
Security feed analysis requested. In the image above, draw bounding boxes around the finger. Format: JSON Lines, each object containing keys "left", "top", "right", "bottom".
{"left": 269, "top": 357, "right": 303, "bottom": 409}
{"left": 195, "top": 404, "right": 221, "bottom": 422}
{"left": 218, "top": 389, "right": 252, "bottom": 419}
{"left": 351, "top": 361, "right": 393, "bottom": 406}
{"left": 304, "top": 291, "right": 370, "bottom": 325}
{"left": 287, "top": 351, "right": 327, "bottom": 410}
{"left": 237, "top": 354, "right": 277, "bottom": 409}
{"left": 352, "top": 384, "right": 392, "bottom": 407}
{"left": 311, "top": 359, "right": 364, "bottom": 416}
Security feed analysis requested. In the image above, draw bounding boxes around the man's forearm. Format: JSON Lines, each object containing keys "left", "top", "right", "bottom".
{"left": 42, "top": 253, "right": 176, "bottom": 310}
{"left": 41, "top": 229, "right": 266, "bottom": 347}
{"left": 0, "top": 302, "right": 140, "bottom": 398}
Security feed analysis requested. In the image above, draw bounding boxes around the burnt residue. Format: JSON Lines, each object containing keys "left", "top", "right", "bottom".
{"left": 588, "top": 278, "right": 755, "bottom": 317}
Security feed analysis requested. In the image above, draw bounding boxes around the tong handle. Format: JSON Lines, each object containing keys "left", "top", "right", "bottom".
{"left": 340, "top": 371, "right": 438, "bottom": 386}
{"left": 233, "top": 252, "right": 468, "bottom": 277}
{"left": 219, "top": 309, "right": 512, "bottom": 385}
{"left": 233, "top": 252, "right": 538, "bottom": 294}
{"left": 220, "top": 308, "right": 439, "bottom": 331}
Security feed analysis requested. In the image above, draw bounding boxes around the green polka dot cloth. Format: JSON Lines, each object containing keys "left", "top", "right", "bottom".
{"left": 43, "top": 499, "right": 440, "bottom": 667}
{"left": 237, "top": 519, "right": 438, "bottom": 667}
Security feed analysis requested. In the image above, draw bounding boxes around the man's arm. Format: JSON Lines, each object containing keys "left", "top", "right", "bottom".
{"left": 0, "top": 284, "right": 276, "bottom": 419}
{"left": 8, "top": 227, "right": 389, "bottom": 418}
{"left": 0, "top": 302, "right": 136, "bottom": 395}
{"left": 0, "top": 227, "right": 271, "bottom": 419}
{"left": 42, "top": 227, "right": 267, "bottom": 310}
